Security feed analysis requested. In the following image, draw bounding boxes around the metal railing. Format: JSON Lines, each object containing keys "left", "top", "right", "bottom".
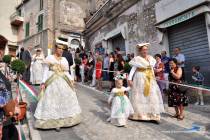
{"left": 86, "top": 0, "right": 112, "bottom": 25}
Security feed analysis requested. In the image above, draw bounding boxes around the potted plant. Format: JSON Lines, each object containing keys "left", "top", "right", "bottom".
{"left": 2, "top": 55, "right": 12, "bottom": 64}
{"left": 11, "top": 59, "right": 27, "bottom": 121}
{"left": 11, "top": 59, "right": 26, "bottom": 75}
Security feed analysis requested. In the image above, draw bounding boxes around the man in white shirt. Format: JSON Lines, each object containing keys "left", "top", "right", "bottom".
{"left": 173, "top": 47, "right": 185, "bottom": 81}
{"left": 103, "top": 54, "right": 110, "bottom": 81}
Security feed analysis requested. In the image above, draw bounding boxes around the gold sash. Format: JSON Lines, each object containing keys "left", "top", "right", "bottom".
{"left": 137, "top": 67, "right": 154, "bottom": 97}
{"left": 44, "top": 72, "right": 74, "bottom": 89}
{"left": 115, "top": 91, "right": 125, "bottom": 96}
{"left": 38, "top": 64, "right": 74, "bottom": 100}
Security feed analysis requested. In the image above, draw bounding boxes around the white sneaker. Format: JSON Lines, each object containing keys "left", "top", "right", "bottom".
{"left": 90, "top": 84, "right": 95, "bottom": 87}
{"left": 194, "top": 102, "right": 199, "bottom": 105}
{"left": 200, "top": 102, "right": 204, "bottom": 106}
{"left": 106, "top": 117, "right": 111, "bottom": 122}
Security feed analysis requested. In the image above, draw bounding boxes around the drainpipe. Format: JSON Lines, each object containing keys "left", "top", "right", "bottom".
{"left": 53, "top": 0, "right": 56, "bottom": 50}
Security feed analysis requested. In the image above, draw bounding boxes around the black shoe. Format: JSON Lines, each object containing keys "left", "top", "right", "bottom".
{"left": 55, "top": 127, "right": 61, "bottom": 132}
{"left": 151, "top": 120, "right": 160, "bottom": 124}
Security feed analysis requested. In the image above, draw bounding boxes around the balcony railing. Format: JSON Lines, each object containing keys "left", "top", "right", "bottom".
{"left": 10, "top": 12, "right": 24, "bottom": 26}
{"left": 86, "top": 0, "right": 113, "bottom": 26}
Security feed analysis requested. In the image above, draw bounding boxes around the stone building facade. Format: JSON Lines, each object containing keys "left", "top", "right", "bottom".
{"left": 85, "top": 0, "right": 210, "bottom": 85}
{"left": 13, "top": 0, "right": 88, "bottom": 55}
{"left": 0, "top": 0, "right": 22, "bottom": 56}
{"left": 85, "top": 0, "right": 162, "bottom": 56}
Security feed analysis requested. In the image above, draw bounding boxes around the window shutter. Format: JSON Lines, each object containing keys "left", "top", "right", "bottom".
{"left": 25, "top": 22, "right": 30, "bottom": 37}
{"left": 38, "top": 14, "right": 43, "bottom": 32}
{"left": 40, "top": 0, "right": 43, "bottom": 10}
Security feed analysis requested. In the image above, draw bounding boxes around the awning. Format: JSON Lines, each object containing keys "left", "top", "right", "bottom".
{"left": 156, "top": 5, "right": 210, "bottom": 29}
{"left": 104, "top": 29, "right": 121, "bottom": 40}
{"left": 104, "top": 24, "right": 127, "bottom": 40}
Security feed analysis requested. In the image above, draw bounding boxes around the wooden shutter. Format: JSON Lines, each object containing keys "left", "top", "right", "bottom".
{"left": 25, "top": 22, "right": 30, "bottom": 37}
{"left": 38, "top": 14, "right": 43, "bottom": 32}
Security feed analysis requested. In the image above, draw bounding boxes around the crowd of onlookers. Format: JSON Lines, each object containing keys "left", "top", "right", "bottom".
{"left": 73, "top": 47, "right": 135, "bottom": 91}
{"left": 72, "top": 46, "right": 205, "bottom": 106}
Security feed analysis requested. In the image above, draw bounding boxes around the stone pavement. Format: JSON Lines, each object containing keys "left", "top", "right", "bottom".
{"left": 20, "top": 82, "right": 210, "bottom": 140}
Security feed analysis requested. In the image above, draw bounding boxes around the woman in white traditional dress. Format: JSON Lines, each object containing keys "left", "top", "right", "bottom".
{"left": 30, "top": 48, "right": 44, "bottom": 85}
{"left": 107, "top": 74, "right": 134, "bottom": 127}
{"left": 34, "top": 44, "right": 82, "bottom": 131}
{"left": 128, "top": 43, "right": 164, "bottom": 123}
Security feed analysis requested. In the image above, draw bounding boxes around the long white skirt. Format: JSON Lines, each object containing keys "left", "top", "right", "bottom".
{"left": 130, "top": 71, "right": 164, "bottom": 121}
{"left": 34, "top": 76, "right": 82, "bottom": 129}
{"left": 30, "top": 61, "right": 43, "bottom": 84}
{"left": 110, "top": 95, "right": 134, "bottom": 126}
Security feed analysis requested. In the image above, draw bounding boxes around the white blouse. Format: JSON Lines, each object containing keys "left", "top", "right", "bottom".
{"left": 128, "top": 56, "right": 156, "bottom": 81}
{"left": 42, "top": 55, "right": 73, "bottom": 83}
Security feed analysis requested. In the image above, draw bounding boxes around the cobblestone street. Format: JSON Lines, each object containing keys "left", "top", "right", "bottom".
{"left": 23, "top": 83, "right": 210, "bottom": 140}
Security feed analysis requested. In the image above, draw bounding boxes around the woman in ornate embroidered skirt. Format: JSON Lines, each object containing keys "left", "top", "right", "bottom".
{"left": 34, "top": 44, "right": 81, "bottom": 131}
{"left": 128, "top": 43, "right": 164, "bottom": 123}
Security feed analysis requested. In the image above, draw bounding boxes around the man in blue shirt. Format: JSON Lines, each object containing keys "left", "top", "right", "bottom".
{"left": 161, "top": 51, "right": 170, "bottom": 73}
{"left": 161, "top": 51, "right": 171, "bottom": 90}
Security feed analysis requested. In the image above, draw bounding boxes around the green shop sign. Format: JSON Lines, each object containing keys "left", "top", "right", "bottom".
{"left": 156, "top": 5, "right": 210, "bottom": 29}
{"left": 163, "top": 11, "right": 195, "bottom": 27}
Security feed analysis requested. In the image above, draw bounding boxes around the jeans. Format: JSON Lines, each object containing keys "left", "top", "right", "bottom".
{"left": 103, "top": 68, "right": 109, "bottom": 81}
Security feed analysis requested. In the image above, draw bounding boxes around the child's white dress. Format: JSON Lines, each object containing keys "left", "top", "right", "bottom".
{"left": 108, "top": 87, "right": 134, "bottom": 126}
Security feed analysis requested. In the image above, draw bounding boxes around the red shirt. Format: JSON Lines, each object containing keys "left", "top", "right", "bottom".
{"left": 96, "top": 62, "right": 102, "bottom": 79}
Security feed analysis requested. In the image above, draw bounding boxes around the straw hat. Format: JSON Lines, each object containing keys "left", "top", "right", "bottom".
{"left": 35, "top": 47, "right": 42, "bottom": 51}
{"left": 136, "top": 43, "right": 150, "bottom": 49}
{"left": 56, "top": 38, "right": 68, "bottom": 50}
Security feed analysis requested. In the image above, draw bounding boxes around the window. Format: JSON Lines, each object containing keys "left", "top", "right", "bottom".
{"left": 40, "top": 0, "right": 43, "bottom": 10}
{"left": 71, "top": 39, "right": 80, "bottom": 45}
{"left": 25, "top": 22, "right": 30, "bottom": 37}
{"left": 37, "top": 14, "right": 43, "bottom": 32}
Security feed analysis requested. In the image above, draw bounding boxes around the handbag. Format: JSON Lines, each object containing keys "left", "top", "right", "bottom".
{"left": 3, "top": 100, "right": 16, "bottom": 116}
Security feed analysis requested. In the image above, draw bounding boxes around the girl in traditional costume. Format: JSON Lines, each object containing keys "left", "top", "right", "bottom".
{"left": 30, "top": 48, "right": 44, "bottom": 85}
{"left": 34, "top": 44, "right": 82, "bottom": 131}
{"left": 128, "top": 43, "right": 164, "bottom": 123}
{"left": 107, "top": 74, "right": 134, "bottom": 127}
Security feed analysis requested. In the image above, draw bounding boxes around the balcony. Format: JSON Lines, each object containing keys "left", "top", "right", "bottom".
{"left": 86, "top": 0, "right": 113, "bottom": 27}
{"left": 10, "top": 12, "right": 23, "bottom": 26}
